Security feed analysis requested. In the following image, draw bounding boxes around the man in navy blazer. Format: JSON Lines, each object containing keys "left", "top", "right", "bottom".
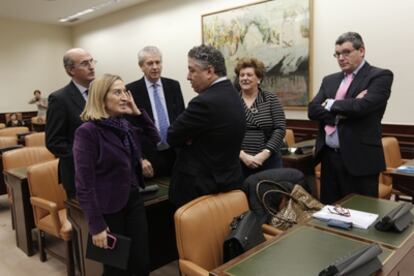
{"left": 167, "top": 45, "right": 246, "bottom": 207}
{"left": 126, "top": 46, "right": 185, "bottom": 178}
{"left": 46, "top": 48, "right": 96, "bottom": 198}
{"left": 308, "top": 32, "right": 393, "bottom": 204}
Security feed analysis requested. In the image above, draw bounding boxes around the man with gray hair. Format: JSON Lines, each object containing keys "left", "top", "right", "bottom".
{"left": 46, "top": 48, "right": 96, "bottom": 198}
{"left": 308, "top": 32, "right": 393, "bottom": 204}
{"left": 126, "top": 46, "right": 184, "bottom": 179}
{"left": 167, "top": 45, "right": 246, "bottom": 207}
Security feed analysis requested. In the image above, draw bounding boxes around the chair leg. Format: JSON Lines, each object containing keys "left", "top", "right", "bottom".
{"left": 65, "top": 240, "right": 75, "bottom": 276}
{"left": 38, "top": 230, "right": 47, "bottom": 262}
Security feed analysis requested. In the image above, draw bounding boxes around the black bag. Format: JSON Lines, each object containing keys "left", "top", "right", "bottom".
{"left": 223, "top": 211, "right": 265, "bottom": 263}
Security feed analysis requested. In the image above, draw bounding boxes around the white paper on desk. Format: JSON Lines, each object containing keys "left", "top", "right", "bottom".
{"left": 312, "top": 205, "right": 378, "bottom": 229}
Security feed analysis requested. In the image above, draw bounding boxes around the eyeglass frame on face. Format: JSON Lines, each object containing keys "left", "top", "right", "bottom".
{"left": 327, "top": 205, "right": 351, "bottom": 217}
{"left": 74, "top": 58, "right": 97, "bottom": 69}
{"left": 333, "top": 48, "right": 357, "bottom": 59}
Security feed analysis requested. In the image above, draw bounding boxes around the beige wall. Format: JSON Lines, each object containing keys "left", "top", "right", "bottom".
{"left": 1, "top": 0, "right": 413, "bottom": 124}
{"left": 0, "top": 18, "right": 71, "bottom": 113}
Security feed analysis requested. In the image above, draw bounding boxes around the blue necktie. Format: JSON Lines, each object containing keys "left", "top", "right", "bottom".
{"left": 152, "top": 83, "right": 169, "bottom": 144}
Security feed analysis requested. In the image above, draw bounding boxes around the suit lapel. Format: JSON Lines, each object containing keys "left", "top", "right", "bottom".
{"left": 346, "top": 62, "right": 370, "bottom": 98}
{"left": 68, "top": 81, "right": 86, "bottom": 110}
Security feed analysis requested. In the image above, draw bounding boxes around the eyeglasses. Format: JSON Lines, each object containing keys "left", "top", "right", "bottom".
{"left": 328, "top": 205, "right": 351, "bottom": 217}
{"left": 333, "top": 49, "right": 356, "bottom": 58}
{"left": 75, "top": 59, "right": 97, "bottom": 68}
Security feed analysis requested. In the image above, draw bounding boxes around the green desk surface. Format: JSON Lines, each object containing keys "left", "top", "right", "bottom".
{"left": 308, "top": 195, "right": 414, "bottom": 248}
{"left": 225, "top": 226, "right": 392, "bottom": 276}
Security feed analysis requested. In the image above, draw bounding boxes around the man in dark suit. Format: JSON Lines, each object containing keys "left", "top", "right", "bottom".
{"left": 126, "top": 46, "right": 185, "bottom": 178}
{"left": 46, "top": 48, "right": 96, "bottom": 198}
{"left": 167, "top": 45, "right": 246, "bottom": 207}
{"left": 308, "top": 32, "right": 393, "bottom": 204}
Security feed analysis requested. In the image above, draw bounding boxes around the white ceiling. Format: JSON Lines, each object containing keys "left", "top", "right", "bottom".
{"left": 0, "top": 0, "right": 149, "bottom": 25}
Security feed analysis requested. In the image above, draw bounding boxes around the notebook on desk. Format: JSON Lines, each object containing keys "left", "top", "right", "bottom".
{"left": 313, "top": 205, "right": 378, "bottom": 229}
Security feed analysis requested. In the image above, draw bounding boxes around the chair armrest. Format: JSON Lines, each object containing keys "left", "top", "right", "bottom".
{"left": 30, "top": 196, "right": 62, "bottom": 233}
{"left": 179, "top": 259, "right": 209, "bottom": 276}
{"left": 262, "top": 224, "right": 283, "bottom": 236}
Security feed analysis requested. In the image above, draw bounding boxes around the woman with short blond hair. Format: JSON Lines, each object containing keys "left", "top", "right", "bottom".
{"left": 74, "top": 74, "right": 159, "bottom": 276}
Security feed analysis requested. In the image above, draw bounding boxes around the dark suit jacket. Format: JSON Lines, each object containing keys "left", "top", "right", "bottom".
{"left": 45, "top": 81, "right": 85, "bottom": 198}
{"left": 73, "top": 113, "right": 159, "bottom": 235}
{"left": 167, "top": 79, "right": 246, "bottom": 207}
{"left": 126, "top": 77, "right": 185, "bottom": 175}
{"left": 308, "top": 62, "right": 393, "bottom": 176}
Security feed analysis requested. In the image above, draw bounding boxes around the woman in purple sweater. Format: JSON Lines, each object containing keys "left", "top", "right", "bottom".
{"left": 73, "top": 74, "right": 159, "bottom": 276}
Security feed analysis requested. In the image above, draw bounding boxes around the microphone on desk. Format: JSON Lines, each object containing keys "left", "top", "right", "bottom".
{"left": 319, "top": 243, "right": 383, "bottom": 276}
{"left": 375, "top": 202, "right": 413, "bottom": 233}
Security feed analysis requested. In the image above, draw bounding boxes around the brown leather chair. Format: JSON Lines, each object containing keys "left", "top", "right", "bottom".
{"left": 27, "top": 159, "right": 74, "bottom": 276}
{"left": 381, "top": 136, "right": 409, "bottom": 199}
{"left": 0, "top": 126, "right": 29, "bottom": 137}
{"left": 284, "top": 129, "right": 295, "bottom": 147}
{"left": 175, "top": 190, "right": 249, "bottom": 276}
{"left": 25, "top": 132, "right": 45, "bottom": 147}
{"left": 174, "top": 190, "right": 280, "bottom": 276}
{"left": 314, "top": 163, "right": 392, "bottom": 199}
{"left": 2, "top": 147, "right": 55, "bottom": 171}
{"left": 2, "top": 147, "right": 55, "bottom": 229}
{"left": 0, "top": 136, "right": 18, "bottom": 147}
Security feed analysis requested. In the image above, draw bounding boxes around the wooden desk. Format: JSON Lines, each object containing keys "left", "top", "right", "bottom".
{"left": 281, "top": 139, "right": 315, "bottom": 175}
{"left": 390, "top": 160, "right": 414, "bottom": 203}
{"left": 211, "top": 195, "right": 414, "bottom": 276}
{"left": 3, "top": 167, "right": 35, "bottom": 256}
{"left": 65, "top": 178, "right": 177, "bottom": 276}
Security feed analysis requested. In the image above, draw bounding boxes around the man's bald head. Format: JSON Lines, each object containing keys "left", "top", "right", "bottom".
{"left": 63, "top": 48, "right": 96, "bottom": 87}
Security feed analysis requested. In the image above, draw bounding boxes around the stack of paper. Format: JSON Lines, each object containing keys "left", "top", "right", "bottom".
{"left": 312, "top": 206, "right": 378, "bottom": 229}
{"left": 394, "top": 165, "right": 414, "bottom": 174}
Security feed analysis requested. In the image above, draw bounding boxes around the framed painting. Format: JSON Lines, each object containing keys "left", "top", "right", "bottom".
{"left": 202, "top": 0, "right": 312, "bottom": 109}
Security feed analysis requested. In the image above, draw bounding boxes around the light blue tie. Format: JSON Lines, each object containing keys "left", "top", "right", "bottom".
{"left": 152, "top": 83, "right": 169, "bottom": 144}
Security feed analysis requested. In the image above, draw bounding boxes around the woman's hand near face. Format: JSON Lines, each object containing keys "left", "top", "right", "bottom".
{"left": 125, "top": 90, "right": 141, "bottom": 116}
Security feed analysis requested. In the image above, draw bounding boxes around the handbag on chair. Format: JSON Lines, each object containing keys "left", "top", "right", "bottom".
{"left": 258, "top": 180, "right": 324, "bottom": 230}
{"left": 223, "top": 211, "right": 265, "bottom": 263}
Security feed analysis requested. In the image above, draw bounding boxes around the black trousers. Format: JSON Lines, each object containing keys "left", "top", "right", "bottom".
{"left": 320, "top": 147, "right": 379, "bottom": 204}
{"left": 103, "top": 188, "right": 149, "bottom": 276}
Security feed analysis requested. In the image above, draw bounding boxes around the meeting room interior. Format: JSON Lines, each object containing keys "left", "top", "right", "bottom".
{"left": 1, "top": 0, "right": 414, "bottom": 275}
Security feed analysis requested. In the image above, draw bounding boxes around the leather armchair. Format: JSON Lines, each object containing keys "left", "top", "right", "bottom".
{"left": 27, "top": 159, "right": 74, "bottom": 276}
{"left": 0, "top": 126, "right": 29, "bottom": 137}
{"left": 175, "top": 190, "right": 249, "bottom": 276}
{"left": 0, "top": 136, "right": 18, "bottom": 148}
{"left": 2, "top": 147, "right": 55, "bottom": 229}
{"left": 284, "top": 129, "right": 295, "bottom": 148}
{"left": 174, "top": 190, "right": 280, "bottom": 276}
{"left": 25, "top": 132, "right": 45, "bottom": 147}
{"left": 381, "top": 136, "right": 409, "bottom": 199}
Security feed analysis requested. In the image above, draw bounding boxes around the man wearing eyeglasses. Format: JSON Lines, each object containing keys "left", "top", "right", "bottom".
{"left": 308, "top": 32, "right": 393, "bottom": 204}
{"left": 46, "top": 48, "right": 96, "bottom": 198}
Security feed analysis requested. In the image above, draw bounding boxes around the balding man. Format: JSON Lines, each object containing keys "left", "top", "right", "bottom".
{"left": 46, "top": 48, "right": 96, "bottom": 198}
